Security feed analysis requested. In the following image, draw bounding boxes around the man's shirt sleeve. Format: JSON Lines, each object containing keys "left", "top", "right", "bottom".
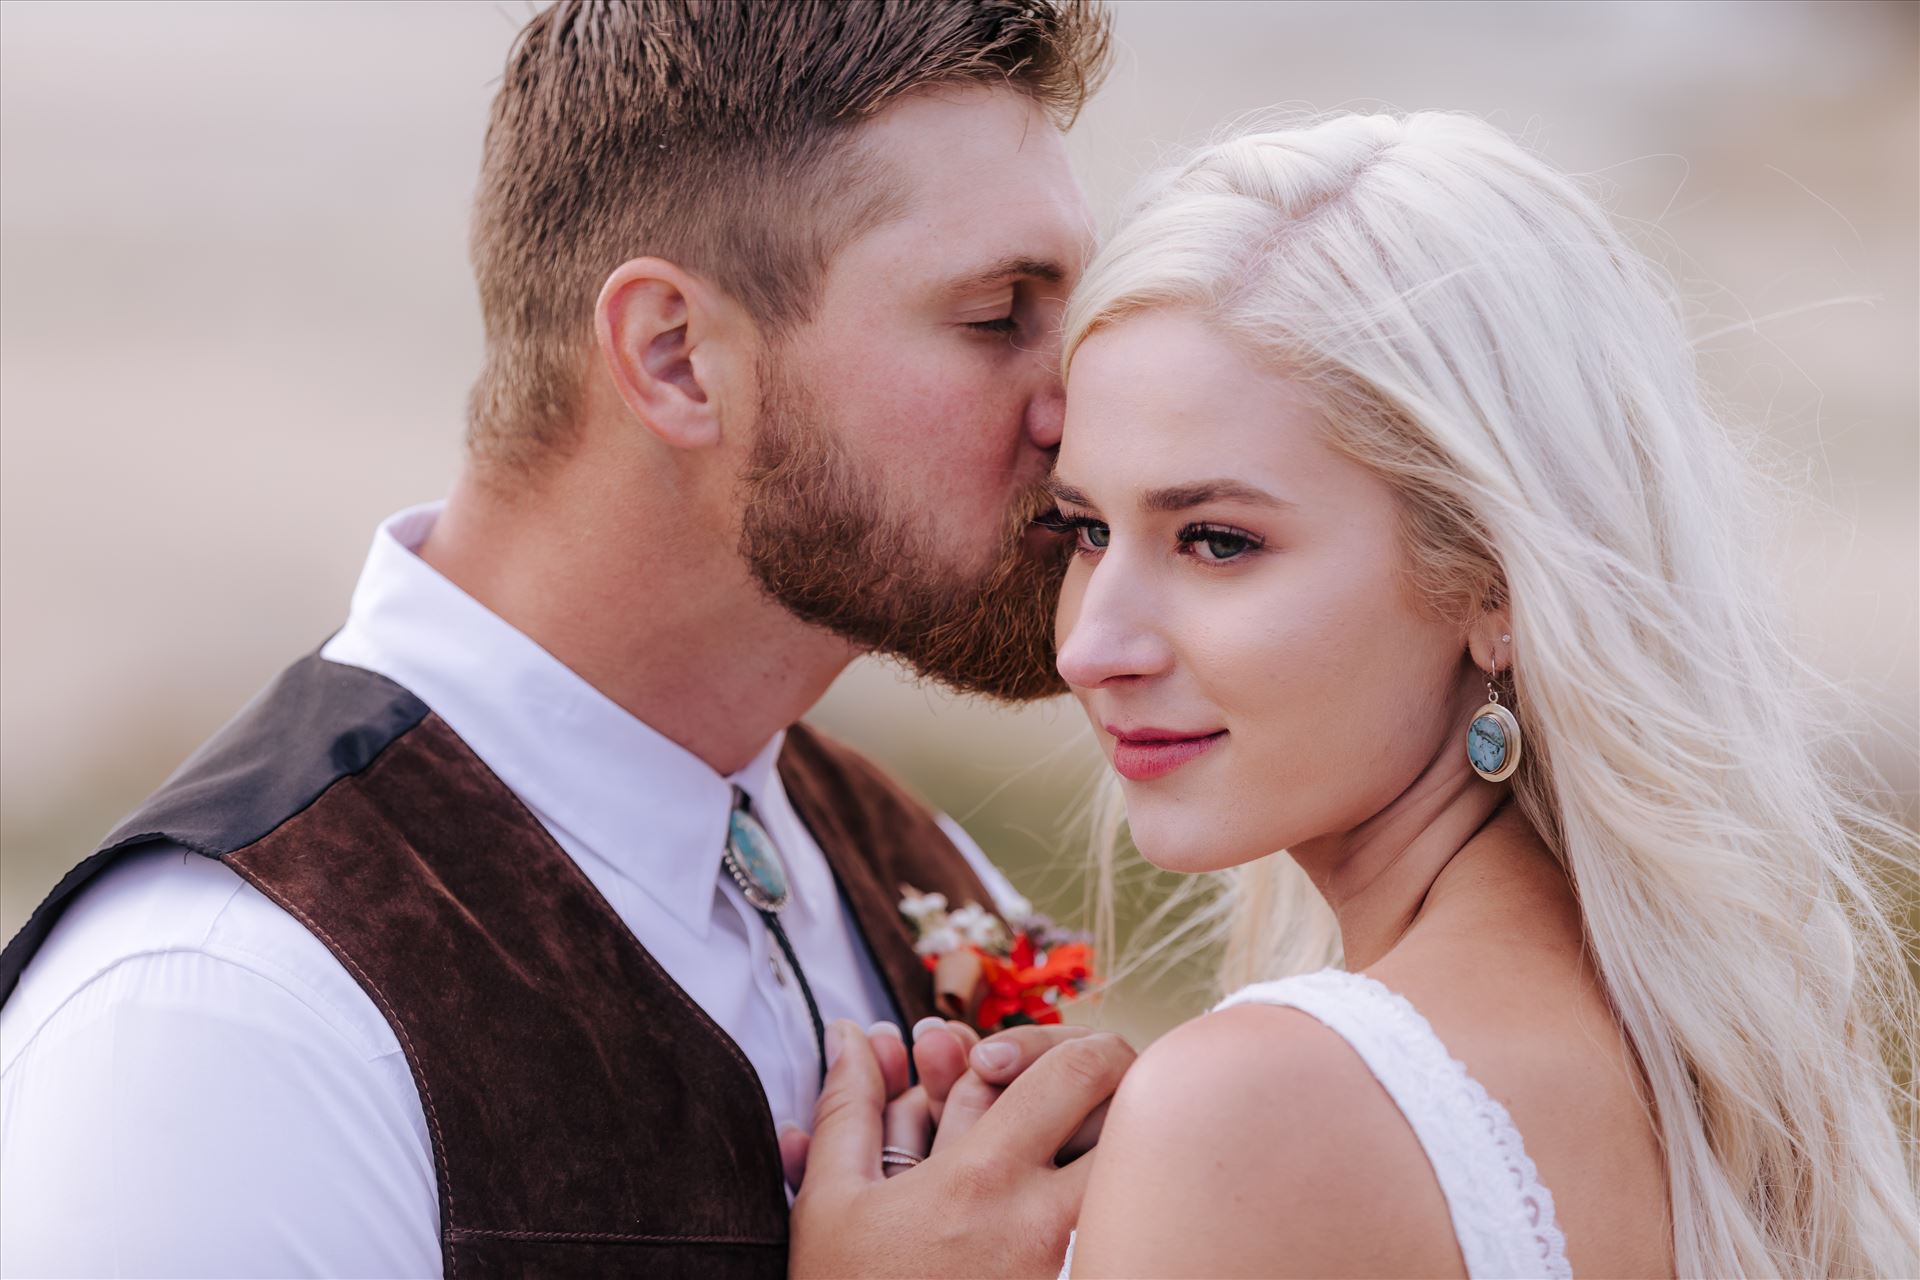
{"left": 1, "top": 850, "right": 441, "bottom": 1279}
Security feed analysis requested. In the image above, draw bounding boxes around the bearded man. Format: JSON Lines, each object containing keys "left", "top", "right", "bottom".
{"left": 0, "top": 3, "right": 1132, "bottom": 1275}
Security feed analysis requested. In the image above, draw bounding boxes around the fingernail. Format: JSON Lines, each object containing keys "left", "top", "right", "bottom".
{"left": 974, "top": 1042, "right": 1017, "bottom": 1073}
{"left": 911, "top": 1016, "right": 946, "bottom": 1041}
{"left": 826, "top": 1021, "right": 848, "bottom": 1068}
{"left": 777, "top": 1120, "right": 804, "bottom": 1139}
{"left": 868, "top": 1020, "right": 903, "bottom": 1041}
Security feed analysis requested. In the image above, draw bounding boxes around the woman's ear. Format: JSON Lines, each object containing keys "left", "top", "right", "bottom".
{"left": 594, "top": 257, "right": 740, "bottom": 451}
{"left": 1466, "top": 608, "right": 1514, "bottom": 676}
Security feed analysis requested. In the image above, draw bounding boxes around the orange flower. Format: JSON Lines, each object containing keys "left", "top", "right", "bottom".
{"left": 969, "top": 937, "right": 1096, "bottom": 1032}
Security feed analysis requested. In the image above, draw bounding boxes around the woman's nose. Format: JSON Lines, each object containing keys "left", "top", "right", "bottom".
{"left": 1055, "top": 562, "right": 1173, "bottom": 689}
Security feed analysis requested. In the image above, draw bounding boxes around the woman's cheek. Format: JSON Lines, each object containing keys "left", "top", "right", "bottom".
{"left": 1194, "top": 586, "right": 1336, "bottom": 714}
{"left": 1208, "top": 576, "right": 1388, "bottom": 834}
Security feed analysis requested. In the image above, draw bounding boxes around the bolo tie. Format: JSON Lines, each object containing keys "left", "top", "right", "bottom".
{"left": 721, "top": 785, "right": 828, "bottom": 1087}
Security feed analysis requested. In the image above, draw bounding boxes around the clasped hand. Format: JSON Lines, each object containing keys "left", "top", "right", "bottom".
{"left": 782, "top": 1018, "right": 1134, "bottom": 1278}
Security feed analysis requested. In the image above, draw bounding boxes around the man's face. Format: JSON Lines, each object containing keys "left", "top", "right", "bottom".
{"left": 739, "top": 86, "right": 1092, "bottom": 700}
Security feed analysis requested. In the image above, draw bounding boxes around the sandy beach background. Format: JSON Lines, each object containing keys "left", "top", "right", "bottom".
{"left": 3, "top": 0, "right": 1913, "bottom": 1038}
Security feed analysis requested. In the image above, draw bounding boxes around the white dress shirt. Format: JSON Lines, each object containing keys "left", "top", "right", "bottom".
{"left": 0, "top": 502, "right": 1018, "bottom": 1279}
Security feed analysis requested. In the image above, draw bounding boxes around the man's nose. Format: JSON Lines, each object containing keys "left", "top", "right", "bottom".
{"left": 1022, "top": 298, "right": 1068, "bottom": 451}
{"left": 1025, "top": 381, "right": 1065, "bottom": 451}
{"left": 1055, "top": 560, "right": 1173, "bottom": 689}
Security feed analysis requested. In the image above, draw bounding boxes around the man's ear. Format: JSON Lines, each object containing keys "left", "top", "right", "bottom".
{"left": 594, "top": 257, "right": 741, "bottom": 451}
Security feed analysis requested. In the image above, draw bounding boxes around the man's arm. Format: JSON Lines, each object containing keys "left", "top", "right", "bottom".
{"left": 2, "top": 854, "right": 442, "bottom": 1279}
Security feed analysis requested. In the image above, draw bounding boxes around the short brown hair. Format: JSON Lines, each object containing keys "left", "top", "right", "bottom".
{"left": 466, "top": 0, "right": 1111, "bottom": 471}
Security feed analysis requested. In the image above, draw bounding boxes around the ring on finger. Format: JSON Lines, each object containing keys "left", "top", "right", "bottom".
{"left": 880, "top": 1145, "right": 924, "bottom": 1168}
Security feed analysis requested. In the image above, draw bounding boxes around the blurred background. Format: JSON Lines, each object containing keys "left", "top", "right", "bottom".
{"left": 3, "top": 0, "right": 1914, "bottom": 1043}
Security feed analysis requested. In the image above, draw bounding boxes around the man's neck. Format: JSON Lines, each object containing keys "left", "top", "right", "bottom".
{"left": 417, "top": 464, "right": 859, "bottom": 776}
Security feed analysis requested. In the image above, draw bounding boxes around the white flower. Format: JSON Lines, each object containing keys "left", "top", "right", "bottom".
{"left": 948, "top": 903, "right": 1008, "bottom": 949}
{"left": 913, "top": 924, "right": 963, "bottom": 957}
{"left": 999, "top": 889, "right": 1033, "bottom": 921}
{"left": 899, "top": 890, "right": 949, "bottom": 922}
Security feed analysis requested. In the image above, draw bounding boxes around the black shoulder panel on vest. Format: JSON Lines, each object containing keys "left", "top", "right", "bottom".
{"left": 0, "top": 653, "right": 429, "bottom": 1003}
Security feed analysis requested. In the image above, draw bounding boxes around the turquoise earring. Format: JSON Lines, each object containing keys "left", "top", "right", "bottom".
{"left": 1466, "top": 637, "right": 1521, "bottom": 782}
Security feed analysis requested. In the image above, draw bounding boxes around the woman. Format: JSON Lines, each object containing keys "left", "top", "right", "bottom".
{"left": 803, "top": 112, "right": 1920, "bottom": 1277}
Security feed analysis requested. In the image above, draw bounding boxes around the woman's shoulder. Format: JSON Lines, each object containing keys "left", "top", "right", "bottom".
{"left": 1068, "top": 994, "right": 1465, "bottom": 1278}
{"left": 1366, "top": 947, "right": 1670, "bottom": 1278}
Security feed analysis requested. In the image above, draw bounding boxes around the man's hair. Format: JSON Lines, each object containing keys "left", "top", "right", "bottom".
{"left": 466, "top": 0, "right": 1111, "bottom": 471}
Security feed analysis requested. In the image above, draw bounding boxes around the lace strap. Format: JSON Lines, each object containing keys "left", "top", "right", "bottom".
{"left": 1215, "top": 970, "right": 1571, "bottom": 1279}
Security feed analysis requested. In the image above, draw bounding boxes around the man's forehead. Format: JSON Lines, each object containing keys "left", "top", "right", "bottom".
{"left": 848, "top": 178, "right": 1092, "bottom": 291}
{"left": 841, "top": 85, "right": 1092, "bottom": 280}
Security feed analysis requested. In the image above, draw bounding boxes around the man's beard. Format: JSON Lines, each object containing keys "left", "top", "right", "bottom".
{"left": 738, "top": 365, "right": 1068, "bottom": 703}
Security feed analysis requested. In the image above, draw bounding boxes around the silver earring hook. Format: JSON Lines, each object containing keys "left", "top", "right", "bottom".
{"left": 1488, "top": 634, "right": 1512, "bottom": 703}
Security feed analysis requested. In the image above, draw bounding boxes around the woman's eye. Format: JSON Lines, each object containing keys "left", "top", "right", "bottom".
{"left": 966, "top": 316, "right": 1019, "bottom": 335}
{"left": 1179, "top": 524, "right": 1260, "bottom": 563}
{"left": 1077, "top": 521, "right": 1111, "bottom": 553}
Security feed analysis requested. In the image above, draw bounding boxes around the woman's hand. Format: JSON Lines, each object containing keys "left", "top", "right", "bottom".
{"left": 780, "top": 1018, "right": 1119, "bottom": 1189}
{"left": 913, "top": 1019, "right": 1114, "bottom": 1162}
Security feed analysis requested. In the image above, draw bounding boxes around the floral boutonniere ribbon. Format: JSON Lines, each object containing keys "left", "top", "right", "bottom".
{"left": 898, "top": 885, "right": 1096, "bottom": 1032}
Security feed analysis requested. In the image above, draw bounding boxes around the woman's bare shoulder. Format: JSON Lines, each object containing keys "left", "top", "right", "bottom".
{"left": 1366, "top": 944, "right": 1673, "bottom": 1279}
{"left": 1069, "top": 1004, "right": 1463, "bottom": 1278}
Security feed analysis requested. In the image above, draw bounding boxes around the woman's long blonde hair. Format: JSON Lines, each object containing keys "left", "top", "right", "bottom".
{"left": 1061, "top": 112, "right": 1919, "bottom": 1277}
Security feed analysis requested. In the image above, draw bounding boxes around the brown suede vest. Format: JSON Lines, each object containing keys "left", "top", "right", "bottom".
{"left": 0, "top": 654, "right": 998, "bottom": 1278}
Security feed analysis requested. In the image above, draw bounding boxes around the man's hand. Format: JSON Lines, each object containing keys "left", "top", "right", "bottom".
{"left": 788, "top": 1019, "right": 1133, "bottom": 1279}
{"left": 778, "top": 1021, "right": 912, "bottom": 1189}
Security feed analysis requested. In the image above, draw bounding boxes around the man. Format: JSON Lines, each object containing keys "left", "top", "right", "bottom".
{"left": 0, "top": 3, "right": 1128, "bottom": 1275}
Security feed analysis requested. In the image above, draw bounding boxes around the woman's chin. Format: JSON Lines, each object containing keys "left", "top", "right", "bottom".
{"left": 1124, "top": 803, "right": 1261, "bottom": 875}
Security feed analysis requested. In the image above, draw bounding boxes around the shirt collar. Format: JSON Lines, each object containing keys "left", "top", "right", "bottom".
{"left": 319, "top": 501, "right": 787, "bottom": 940}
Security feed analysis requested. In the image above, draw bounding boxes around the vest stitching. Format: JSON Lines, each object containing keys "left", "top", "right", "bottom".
{"left": 447, "top": 1227, "right": 785, "bottom": 1245}
{"left": 425, "top": 712, "right": 775, "bottom": 1101}
{"left": 408, "top": 715, "right": 789, "bottom": 1233}
{"left": 778, "top": 727, "right": 990, "bottom": 1030}
{"left": 225, "top": 864, "right": 459, "bottom": 1280}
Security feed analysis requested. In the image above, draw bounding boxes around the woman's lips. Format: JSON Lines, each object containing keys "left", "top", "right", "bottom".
{"left": 1107, "top": 729, "right": 1227, "bottom": 782}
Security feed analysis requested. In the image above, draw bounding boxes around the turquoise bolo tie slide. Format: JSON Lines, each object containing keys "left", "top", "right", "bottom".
{"left": 723, "top": 799, "right": 791, "bottom": 913}
{"left": 722, "top": 786, "right": 829, "bottom": 1085}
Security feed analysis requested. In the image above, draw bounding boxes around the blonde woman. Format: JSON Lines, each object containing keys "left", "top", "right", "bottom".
{"left": 793, "top": 112, "right": 1917, "bottom": 1278}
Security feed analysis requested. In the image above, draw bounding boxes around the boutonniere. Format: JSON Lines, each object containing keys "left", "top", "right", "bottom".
{"left": 898, "top": 885, "right": 1096, "bottom": 1032}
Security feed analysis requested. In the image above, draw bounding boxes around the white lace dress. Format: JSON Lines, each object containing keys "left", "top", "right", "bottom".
{"left": 1061, "top": 969, "right": 1571, "bottom": 1278}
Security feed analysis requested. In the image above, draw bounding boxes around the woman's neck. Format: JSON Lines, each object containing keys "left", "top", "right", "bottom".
{"left": 1287, "top": 760, "right": 1518, "bottom": 971}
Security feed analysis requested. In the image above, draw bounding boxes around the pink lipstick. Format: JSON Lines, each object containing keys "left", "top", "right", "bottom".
{"left": 1106, "top": 727, "right": 1227, "bottom": 782}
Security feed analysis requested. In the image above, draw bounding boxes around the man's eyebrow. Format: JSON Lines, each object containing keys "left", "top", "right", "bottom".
{"left": 945, "top": 255, "right": 1066, "bottom": 296}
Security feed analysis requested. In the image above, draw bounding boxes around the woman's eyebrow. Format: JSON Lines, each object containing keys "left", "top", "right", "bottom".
{"left": 1043, "top": 475, "right": 1092, "bottom": 506}
{"left": 1045, "top": 475, "right": 1292, "bottom": 512}
{"left": 1140, "top": 480, "right": 1292, "bottom": 513}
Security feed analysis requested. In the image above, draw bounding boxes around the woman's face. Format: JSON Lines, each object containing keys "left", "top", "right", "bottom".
{"left": 1052, "top": 310, "right": 1480, "bottom": 872}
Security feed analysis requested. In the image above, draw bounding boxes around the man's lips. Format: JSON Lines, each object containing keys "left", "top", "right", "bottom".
{"left": 1105, "top": 726, "right": 1227, "bottom": 782}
